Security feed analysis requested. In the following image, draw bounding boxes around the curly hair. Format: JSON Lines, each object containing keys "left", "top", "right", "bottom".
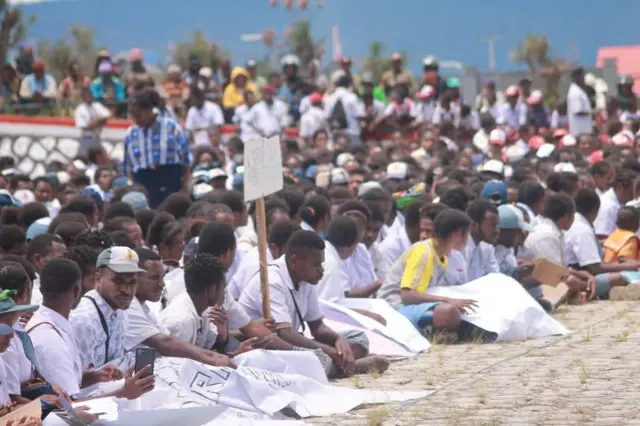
{"left": 184, "top": 253, "right": 226, "bottom": 294}
{"left": 71, "top": 229, "right": 114, "bottom": 251}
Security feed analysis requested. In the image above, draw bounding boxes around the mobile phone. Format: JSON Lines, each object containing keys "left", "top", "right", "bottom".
{"left": 252, "top": 333, "right": 276, "bottom": 348}
{"left": 134, "top": 348, "right": 156, "bottom": 378}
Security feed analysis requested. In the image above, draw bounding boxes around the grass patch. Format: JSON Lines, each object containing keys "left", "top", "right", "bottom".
{"left": 366, "top": 406, "right": 390, "bottom": 426}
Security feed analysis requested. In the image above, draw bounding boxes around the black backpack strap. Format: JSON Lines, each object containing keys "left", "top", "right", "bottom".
{"left": 83, "top": 295, "right": 110, "bottom": 364}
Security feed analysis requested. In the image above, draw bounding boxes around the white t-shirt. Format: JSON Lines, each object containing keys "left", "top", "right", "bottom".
{"left": 185, "top": 101, "right": 224, "bottom": 146}
{"left": 323, "top": 87, "right": 364, "bottom": 136}
{"left": 316, "top": 241, "right": 346, "bottom": 304}
{"left": 567, "top": 82, "right": 593, "bottom": 136}
{"left": 160, "top": 292, "right": 219, "bottom": 349}
{"left": 164, "top": 268, "right": 251, "bottom": 330}
{"left": 239, "top": 256, "right": 323, "bottom": 332}
{"left": 228, "top": 246, "right": 275, "bottom": 300}
{"left": 299, "top": 106, "right": 328, "bottom": 139}
{"left": 74, "top": 101, "right": 111, "bottom": 138}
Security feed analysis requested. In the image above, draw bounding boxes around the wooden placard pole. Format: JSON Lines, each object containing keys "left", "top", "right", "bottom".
{"left": 255, "top": 197, "right": 271, "bottom": 319}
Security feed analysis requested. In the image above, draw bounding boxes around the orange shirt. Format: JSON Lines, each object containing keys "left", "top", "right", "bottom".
{"left": 603, "top": 229, "right": 640, "bottom": 263}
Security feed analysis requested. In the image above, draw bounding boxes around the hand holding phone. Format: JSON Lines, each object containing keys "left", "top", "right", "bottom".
{"left": 134, "top": 348, "right": 156, "bottom": 379}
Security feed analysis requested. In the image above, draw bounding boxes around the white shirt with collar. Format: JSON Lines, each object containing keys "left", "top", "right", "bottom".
{"left": 316, "top": 241, "right": 346, "bottom": 303}
{"left": 2, "top": 322, "right": 34, "bottom": 395}
{"left": 494, "top": 245, "right": 518, "bottom": 277}
{"left": 594, "top": 188, "right": 620, "bottom": 236}
{"left": 185, "top": 101, "right": 224, "bottom": 146}
{"left": 164, "top": 269, "right": 251, "bottom": 330}
{"left": 377, "top": 227, "right": 411, "bottom": 282}
{"left": 567, "top": 82, "right": 593, "bottom": 136}
{"left": 226, "top": 247, "right": 244, "bottom": 284}
{"left": 340, "top": 243, "right": 378, "bottom": 291}
{"left": 160, "top": 293, "right": 219, "bottom": 349}
{"left": 300, "top": 221, "right": 314, "bottom": 232}
{"left": 239, "top": 256, "right": 323, "bottom": 333}
{"left": 124, "top": 297, "right": 170, "bottom": 352}
{"left": 0, "top": 359, "right": 10, "bottom": 405}
{"left": 30, "top": 274, "right": 42, "bottom": 305}
{"left": 432, "top": 103, "right": 461, "bottom": 126}
{"left": 75, "top": 101, "right": 111, "bottom": 138}
{"left": 245, "top": 99, "right": 290, "bottom": 137}
{"left": 232, "top": 104, "right": 260, "bottom": 142}
{"left": 27, "top": 305, "right": 83, "bottom": 395}
{"left": 463, "top": 236, "right": 500, "bottom": 282}
{"left": 496, "top": 103, "right": 527, "bottom": 128}
{"left": 323, "top": 87, "right": 363, "bottom": 136}
{"left": 228, "top": 246, "right": 275, "bottom": 300}
{"left": 565, "top": 212, "right": 601, "bottom": 268}
{"left": 70, "top": 290, "right": 128, "bottom": 370}
{"left": 525, "top": 217, "right": 567, "bottom": 266}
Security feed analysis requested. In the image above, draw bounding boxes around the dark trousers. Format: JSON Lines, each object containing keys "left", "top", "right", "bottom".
{"left": 132, "top": 164, "right": 183, "bottom": 209}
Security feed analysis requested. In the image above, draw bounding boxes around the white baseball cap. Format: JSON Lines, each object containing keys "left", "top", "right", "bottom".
{"left": 386, "top": 162, "right": 409, "bottom": 180}
{"left": 96, "top": 246, "right": 145, "bottom": 274}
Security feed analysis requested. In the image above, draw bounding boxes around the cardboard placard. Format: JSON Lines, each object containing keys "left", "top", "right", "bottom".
{"left": 530, "top": 258, "right": 570, "bottom": 287}
{"left": 243, "top": 135, "right": 284, "bottom": 202}
{"left": 0, "top": 398, "right": 42, "bottom": 426}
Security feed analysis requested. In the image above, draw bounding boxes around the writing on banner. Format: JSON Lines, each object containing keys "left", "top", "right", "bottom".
{"left": 244, "top": 135, "right": 284, "bottom": 202}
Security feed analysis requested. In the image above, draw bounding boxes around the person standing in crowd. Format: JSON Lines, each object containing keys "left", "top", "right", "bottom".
{"left": 122, "top": 90, "right": 191, "bottom": 209}
{"left": 74, "top": 88, "right": 111, "bottom": 155}
{"left": 567, "top": 67, "right": 594, "bottom": 136}
{"left": 324, "top": 70, "right": 363, "bottom": 148}
{"left": 243, "top": 85, "right": 290, "bottom": 138}
{"left": 184, "top": 87, "right": 224, "bottom": 146}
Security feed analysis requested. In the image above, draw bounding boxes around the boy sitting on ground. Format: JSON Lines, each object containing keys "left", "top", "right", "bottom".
{"left": 603, "top": 207, "right": 640, "bottom": 263}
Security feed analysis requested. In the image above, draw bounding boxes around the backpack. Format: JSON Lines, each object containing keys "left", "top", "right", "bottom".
{"left": 329, "top": 99, "right": 349, "bottom": 130}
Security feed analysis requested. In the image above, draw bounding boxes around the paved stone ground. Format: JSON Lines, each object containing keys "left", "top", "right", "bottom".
{"left": 312, "top": 301, "right": 640, "bottom": 426}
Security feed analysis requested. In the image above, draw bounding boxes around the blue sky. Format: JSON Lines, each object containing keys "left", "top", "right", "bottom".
{"left": 16, "top": 0, "right": 640, "bottom": 73}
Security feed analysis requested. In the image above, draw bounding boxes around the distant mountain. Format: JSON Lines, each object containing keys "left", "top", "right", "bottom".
{"left": 16, "top": 0, "right": 640, "bottom": 73}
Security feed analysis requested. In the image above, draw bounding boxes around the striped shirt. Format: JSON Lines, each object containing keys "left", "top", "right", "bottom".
{"left": 122, "top": 115, "right": 190, "bottom": 175}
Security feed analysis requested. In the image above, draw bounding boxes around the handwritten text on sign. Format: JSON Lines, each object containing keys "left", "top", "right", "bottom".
{"left": 243, "top": 135, "right": 284, "bottom": 202}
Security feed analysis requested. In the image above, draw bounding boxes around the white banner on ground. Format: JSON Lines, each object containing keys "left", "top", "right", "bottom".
{"left": 428, "top": 273, "right": 569, "bottom": 341}
{"left": 318, "top": 299, "right": 430, "bottom": 358}
{"left": 46, "top": 352, "right": 428, "bottom": 425}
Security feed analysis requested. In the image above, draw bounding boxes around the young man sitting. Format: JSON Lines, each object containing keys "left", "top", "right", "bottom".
{"left": 124, "top": 248, "right": 238, "bottom": 367}
{"left": 239, "top": 230, "right": 389, "bottom": 378}
{"left": 389, "top": 209, "right": 476, "bottom": 335}
{"left": 565, "top": 189, "right": 640, "bottom": 299}
{"left": 603, "top": 207, "right": 640, "bottom": 263}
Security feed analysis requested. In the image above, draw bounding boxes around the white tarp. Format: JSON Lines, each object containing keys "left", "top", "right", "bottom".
{"left": 428, "top": 273, "right": 569, "bottom": 341}
{"left": 45, "top": 350, "right": 428, "bottom": 425}
{"left": 318, "top": 299, "right": 430, "bottom": 357}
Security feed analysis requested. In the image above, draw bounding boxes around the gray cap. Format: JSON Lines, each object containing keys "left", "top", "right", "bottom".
{"left": 97, "top": 246, "right": 145, "bottom": 273}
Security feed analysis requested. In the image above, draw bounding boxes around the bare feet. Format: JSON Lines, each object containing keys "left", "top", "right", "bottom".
{"left": 354, "top": 355, "right": 390, "bottom": 375}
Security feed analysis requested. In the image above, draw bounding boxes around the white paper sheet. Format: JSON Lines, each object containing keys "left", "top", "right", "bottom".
{"left": 428, "top": 273, "right": 569, "bottom": 341}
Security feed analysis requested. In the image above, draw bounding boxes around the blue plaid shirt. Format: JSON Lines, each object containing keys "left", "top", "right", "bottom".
{"left": 122, "top": 115, "right": 190, "bottom": 175}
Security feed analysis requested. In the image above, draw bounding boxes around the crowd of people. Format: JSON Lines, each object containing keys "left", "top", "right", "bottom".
{"left": 1, "top": 43, "right": 640, "bottom": 423}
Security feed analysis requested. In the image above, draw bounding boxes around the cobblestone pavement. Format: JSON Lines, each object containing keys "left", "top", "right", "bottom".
{"left": 312, "top": 301, "right": 640, "bottom": 426}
